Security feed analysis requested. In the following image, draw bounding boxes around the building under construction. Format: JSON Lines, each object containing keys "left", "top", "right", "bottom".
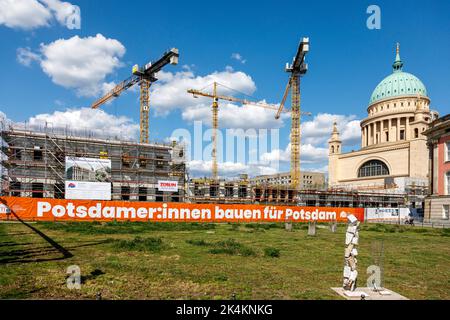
{"left": 187, "top": 176, "right": 406, "bottom": 208}
{"left": 0, "top": 119, "right": 186, "bottom": 202}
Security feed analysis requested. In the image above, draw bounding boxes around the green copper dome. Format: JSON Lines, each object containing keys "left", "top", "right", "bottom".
{"left": 369, "top": 44, "right": 428, "bottom": 105}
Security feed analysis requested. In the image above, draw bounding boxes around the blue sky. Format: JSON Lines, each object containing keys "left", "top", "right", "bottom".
{"left": 0, "top": 0, "right": 449, "bottom": 177}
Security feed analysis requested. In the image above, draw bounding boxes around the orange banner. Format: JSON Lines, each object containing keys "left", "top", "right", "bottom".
{"left": 0, "top": 197, "right": 364, "bottom": 223}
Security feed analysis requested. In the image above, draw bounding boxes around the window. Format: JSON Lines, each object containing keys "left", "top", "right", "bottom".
{"left": 210, "top": 185, "right": 219, "bottom": 197}
{"left": 400, "top": 130, "right": 405, "bottom": 140}
{"left": 156, "top": 156, "right": 165, "bottom": 169}
{"left": 414, "top": 128, "right": 419, "bottom": 138}
{"left": 443, "top": 205, "right": 450, "bottom": 220}
{"left": 139, "top": 187, "right": 147, "bottom": 201}
{"left": 155, "top": 190, "right": 164, "bottom": 202}
{"left": 238, "top": 186, "right": 247, "bottom": 198}
{"left": 121, "top": 186, "right": 130, "bottom": 201}
{"left": 33, "top": 148, "right": 43, "bottom": 161}
{"left": 225, "top": 186, "right": 234, "bottom": 197}
{"left": 122, "top": 154, "right": 131, "bottom": 168}
{"left": 446, "top": 172, "right": 450, "bottom": 195}
{"left": 11, "top": 147, "right": 21, "bottom": 160}
{"left": 446, "top": 142, "right": 450, "bottom": 162}
{"left": 32, "top": 183, "right": 44, "bottom": 198}
{"left": 10, "top": 181, "right": 21, "bottom": 197}
{"left": 385, "top": 132, "right": 389, "bottom": 142}
{"left": 358, "top": 160, "right": 389, "bottom": 178}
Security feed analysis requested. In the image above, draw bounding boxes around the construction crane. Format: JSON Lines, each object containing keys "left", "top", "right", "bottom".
{"left": 91, "top": 48, "right": 179, "bottom": 143}
{"left": 275, "top": 37, "right": 311, "bottom": 190}
{"left": 187, "top": 82, "right": 282, "bottom": 181}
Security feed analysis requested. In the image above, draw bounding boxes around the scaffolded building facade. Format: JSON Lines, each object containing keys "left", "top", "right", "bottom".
{"left": 187, "top": 178, "right": 405, "bottom": 207}
{"left": 0, "top": 120, "right": 186, "bottom": 202}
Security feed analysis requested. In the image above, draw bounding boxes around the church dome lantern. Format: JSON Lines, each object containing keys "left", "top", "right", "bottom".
{"left": 369, "top": 43, "right": 428, "bottom": 106}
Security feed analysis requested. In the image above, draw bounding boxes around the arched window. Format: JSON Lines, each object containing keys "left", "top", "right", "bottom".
{"left": 358, "top": 160, "right": 389, "bottom": 178}
{"left": 331, "top": 146, "right": 335, "bottom": 153}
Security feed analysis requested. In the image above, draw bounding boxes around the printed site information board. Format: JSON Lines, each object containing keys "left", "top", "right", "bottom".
{"left": 65, "top": 156, "right": 111, "bottom": 200}
{"left": 0, "top": 197, "right": 364, "bottom": 223}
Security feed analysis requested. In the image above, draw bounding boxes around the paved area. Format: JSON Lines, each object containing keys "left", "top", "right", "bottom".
{"left": 331, "top": 287, "right": 409, "bottom": 300}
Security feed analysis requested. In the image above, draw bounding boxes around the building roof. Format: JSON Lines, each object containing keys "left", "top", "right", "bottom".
{"left": 422, "top": 113, "right": 450, "bottom": 137}
{"left": 369, "top": 44, "right": 428, "bottom": 105}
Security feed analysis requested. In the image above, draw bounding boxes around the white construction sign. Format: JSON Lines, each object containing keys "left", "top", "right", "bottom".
{"left": 157, "top": 180, "right": 178, "bottom": 192}
{"left": 365, "top": 207, "right": 410, "bottom": 222}
{"left": 65, "top": 156, "right": 112, "bottom": 200}
{"left": 65, "top": 181, "right": 111, "bottom": 200}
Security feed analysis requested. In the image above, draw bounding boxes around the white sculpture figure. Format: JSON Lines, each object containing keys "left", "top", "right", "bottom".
{"left": 342, "top": 213, "right": 360, "bottom": 291}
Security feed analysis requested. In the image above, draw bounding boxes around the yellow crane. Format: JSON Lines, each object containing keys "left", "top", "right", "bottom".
{"left": 187, "top": 82, "right": 282, "bottom": 180}
{"left": 275, "top": 37, "right": 311, "bottom": 190}
{"left": 91, "top": 48, "right": 179, "bottom": 143}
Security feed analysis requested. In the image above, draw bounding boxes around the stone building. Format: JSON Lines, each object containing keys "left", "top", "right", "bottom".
{"left": 423, "top": 114, "right": 450, "bottom": 222}
{"left": 328, "top": 44, "right": 438, "bottom": 208}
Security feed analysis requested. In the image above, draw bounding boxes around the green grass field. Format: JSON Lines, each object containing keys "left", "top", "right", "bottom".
{"left": 0, "top": 221, "right": 449, "bottom": 300}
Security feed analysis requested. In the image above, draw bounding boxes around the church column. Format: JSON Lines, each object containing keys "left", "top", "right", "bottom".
{"left": 361, "top": 127, "right": 365, "bottom": 147}
{"left": 397, "top": 117, "right": 401, "bottom": 141}
{"left": 374, "top": 121, "right": 378, "bottom": 144}
{"left": 387, "top": 118, "right": 392, "bottom": 142}
{"left": 380, "top": 120, "right": 384, "bottom": 143}
{"left": 405, "top": 117, "right": 410, "bottom": 140}
{"left": 365, "top": 126, "right": 369, "bottom": 147}
{"left": 370, "top": 122, "right": 375, "bottom": 145}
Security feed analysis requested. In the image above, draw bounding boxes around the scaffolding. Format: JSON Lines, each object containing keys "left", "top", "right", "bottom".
{"left": 187, "top": 179, "right": 406, "bottom": 207}
{"left": 0, "top": 118, "right": 186, "bottom": 202}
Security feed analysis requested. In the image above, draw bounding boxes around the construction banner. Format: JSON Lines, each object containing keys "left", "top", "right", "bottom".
{"left": 0, "top": 197, "right": 364, "bottom": 223}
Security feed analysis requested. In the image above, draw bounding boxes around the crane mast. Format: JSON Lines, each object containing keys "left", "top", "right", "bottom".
{"left": 276, "top": 37, "right": 310, "bottom": 190}
{"left": 187, "top": 82, "right": 281, "bottom": 181}
{"left": 90, "top": 48, "right": 179, "bottom": 143}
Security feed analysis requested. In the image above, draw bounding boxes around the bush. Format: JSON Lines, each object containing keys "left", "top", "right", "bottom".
{"left": 264, "top": 247, "right": 281, "bottom": 258}
{"left": 110, "top": 236, "right": 165, "bottom": 252}
{"left": 186, "top": 239, "right": 209, "bottom": 246}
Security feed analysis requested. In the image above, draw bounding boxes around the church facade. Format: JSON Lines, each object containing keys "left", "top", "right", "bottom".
{"left": 328, "top": 45, "right": 438, "bottom": 207}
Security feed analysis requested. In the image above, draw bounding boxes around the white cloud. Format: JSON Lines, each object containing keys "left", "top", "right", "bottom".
{"left": 18, "top": 34, "right": 126, "bottom": 97}
{"left": 187, "top": 160, "right": 278, "bottom": 178}
{"left": 26, "top": 107, "right": 139, "bottom": 140}
{"left": 260, "top": 143, "right": 328, "bottom": 165}
{"left": 257, "top": 113, "right": 363, "bottom": 172}
{"left": 0, "top": 0, "right": 80, "bottom": 30}
{"left": 151, "top": 68, "right": 287, "bottom": 129}
{"left": 152, "top": 69, "right": 256, "bottom": 114}
{"left": 16, "top": 47, "right": 41, "bottom": 66}
{"left": 231, "top": 53, "right": 246, "bottom": 64}
{"left": 182, "top": 102, "right": 286, "bottom": 130}
{"left": 41, "top": 0, "right": 80, "bottom": 29}
{"left": 302, "top": 113, "right": 361, "bottom": 145}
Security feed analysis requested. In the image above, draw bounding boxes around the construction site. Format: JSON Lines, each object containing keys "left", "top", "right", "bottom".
{"left": 0, "top": 120, "right": 186, "bottom": 202}
{"left": 0, "top": 40, "right": 415, "bottom": 210}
